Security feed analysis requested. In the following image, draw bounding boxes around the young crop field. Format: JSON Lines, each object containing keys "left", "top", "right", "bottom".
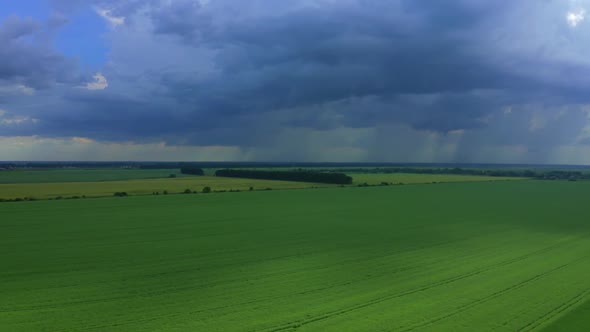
{"left": 543, "top": 298, "right": 590, "bottom": 331}
{"left": 1, "top": 181, "right": 589, "bottom": 331}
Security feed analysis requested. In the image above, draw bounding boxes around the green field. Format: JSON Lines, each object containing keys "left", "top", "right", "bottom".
{"left": 543, "top": 298, "right": 590, "bottom": 331}
{"left": 351, "top": 173, "right": 524, "bottom": 185}
{"left": 0, "top": 168, "right": 189, "bottom": 184}
{"left": 2, "top": 181, "right": 589, "bottom": 331}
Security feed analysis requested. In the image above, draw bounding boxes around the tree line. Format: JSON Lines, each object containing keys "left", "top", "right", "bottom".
{"left": 215, "top": 169, "right": 353, "bottom": 184}
{"left": 180, "top": 164, "right": 205, "bottom": 175}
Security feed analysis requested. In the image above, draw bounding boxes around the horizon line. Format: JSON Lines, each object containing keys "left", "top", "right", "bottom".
{"left": 1, "top": 161, "right": 590, "bottom": 168}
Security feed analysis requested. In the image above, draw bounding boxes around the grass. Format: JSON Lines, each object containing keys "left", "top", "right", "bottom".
{"left": 0, "top": 168, "right": 189, "bottom": 184}
{"left": 1, "top": 181, "right": 590, "bottom": 331}
{"left": 351, "top": 173, "right": 525, "bottom": 185}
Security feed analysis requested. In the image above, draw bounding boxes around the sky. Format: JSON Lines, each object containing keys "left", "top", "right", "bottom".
{"left": 1, "top": 0, "right": 590, "bottom": 164}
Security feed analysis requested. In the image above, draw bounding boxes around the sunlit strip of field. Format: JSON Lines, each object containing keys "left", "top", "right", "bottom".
{"left": 0, "top": 172, "right": 526, "bottom": 200}
{"left": 0, "top": 176, "right": 322, "bottom": 199}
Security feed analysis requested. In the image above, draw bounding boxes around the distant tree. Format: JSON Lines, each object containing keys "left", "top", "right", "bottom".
{"left": 184, "top": 189, "right": 192, "bottom": 194}
{"left": 202, "top": 186, "right": 211, "bottom": 193}
{"left": 169, "top": 174, "right": 177, "bottom": 178}
{"left": 114, "top": 192, "right": 128, "bottom": 197}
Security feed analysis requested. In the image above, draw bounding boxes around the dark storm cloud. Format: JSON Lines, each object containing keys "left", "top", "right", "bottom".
{"left": 3, "top": 0, "right": 590, "bottom": 162}
{"left": 141, "top": 0, "right": 573, "bottom": 136}
{"left": 153, "top": 0, "right": 505, "bottom": 97}
{"left": 0, "top": 15, "right": 83, "bottom": 90}
{"left": 140, "top": 0, "right": 518, "bottom": 135}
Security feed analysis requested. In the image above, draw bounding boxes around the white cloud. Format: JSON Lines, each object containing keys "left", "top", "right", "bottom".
{"left": 71, "top": 137, "right": 94, "bottom": 144}
{"left": 529, "top": 114, "right": 547, "bottom": 132}
{"left": 448, "top": 129, "right": 466, "bottom": 135}
{"left": 0, "top": 136, "right": 245, "bottom": 161}
{"left": 86, "top": 73, "right": 109, "bottom": 90}
{"left": 0, "top": 84, "right": 35, "bottom": 95}
{"left": 17, "top": 84, "right": 35, "bottom": 95}
{"left": 94, "top": 7, "right": 125, "bottom": 27}
{"left": 0, "top": 116, "right": 39, "bottom": 125}
{"left": 567, "top": 9, "right": 586, "bottom": 27}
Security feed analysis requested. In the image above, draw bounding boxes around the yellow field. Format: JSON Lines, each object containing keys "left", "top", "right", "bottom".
{"left": 0, "top": 173, "right": 528, "bottom": 200}
{"left": 0, "top": 176, "right": 324, "bottom": 199}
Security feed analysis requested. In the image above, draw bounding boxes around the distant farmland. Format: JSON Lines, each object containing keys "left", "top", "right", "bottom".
{"left": 2, "top": 181, "right": 589, "bottom": 331}
{"left": 0, "top": 168, "right": 191, "bottom": 184}
{"left": 0, "top": 175, "right": 320, "bottom": 199}
{"left": 351, "top": 173, "right": 524, "bottom": 185}
{"left": 0, "top": 169, "right": 526, "bottom": 200}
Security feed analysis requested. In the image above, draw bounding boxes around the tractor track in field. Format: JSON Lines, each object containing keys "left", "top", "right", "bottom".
{"left": 399, "top": 254, "right": 590, "bottom": 331}
{"left": 73, "top": 239, "right": 533, "bottom": 330}
{"left": 11, "top": 236, "right": 571, "bottom": 330}
{"left": 4, "top": 227, "right": 522, "bottom": 315}
{"left": 58, "top": 235, "right": 508, "bottom": 331}
{"left": 257, "top": 239, "right": 580, "bottom": 332}
{"left": 518, "top": 288, "right": 590, "bottom": 331}
{"left": 15, "top": 232, "right": 540, "bottom": 331}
